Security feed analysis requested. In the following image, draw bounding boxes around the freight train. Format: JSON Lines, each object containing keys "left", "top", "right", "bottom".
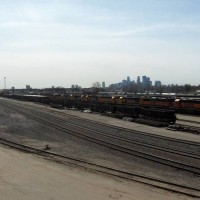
{"left": 4, "top": 93, "right": 200, "bottom": 115}
{"left": 3, "top": 93, "right": 177, "bottom": 126}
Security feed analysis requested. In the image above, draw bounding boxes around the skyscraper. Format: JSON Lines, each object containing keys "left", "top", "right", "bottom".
{"left": 146, "top": 77, "right": 150, "bottom": 86}
{"left": 137, "top": 76, "right": 140, "bottom": 85}
{"left": 142, "top": 76, "right": 147, "bottom": 86}
{"left": 102, "top": 81, "right": 105, "bottom": 88}
{"left": 155, "top": 81, "right": 161, "bottom": 88}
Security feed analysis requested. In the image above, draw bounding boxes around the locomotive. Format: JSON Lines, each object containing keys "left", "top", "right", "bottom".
{"left": 173, "top": 98, "right": 200, "bottom": 114}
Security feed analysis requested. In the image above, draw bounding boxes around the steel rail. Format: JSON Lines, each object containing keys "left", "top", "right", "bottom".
{"left": 2, "top": 100, "right": 200, "bottom": 159}
{"left": 36, "top": 111, "right": 200, "bottom": 159}
{"left": 2, "top": 101, "right": 200, "bottom": 175}
{"left": 3, "top": 98, "right": 200, "bottom": 146}
{"left": 6, "top": 104, "right": 200, "bottom": 159}
{"left": 0, "top": 137, "right": 200, "bottom": 198}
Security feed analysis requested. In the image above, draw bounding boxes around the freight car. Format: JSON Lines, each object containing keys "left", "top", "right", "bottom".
{"left": 44, "top": 94, "right": 65, "bottom": 107}
{"left": 66, "top": 95, "right": 176, "bottom": 125}
{"left": 2, "top": 93, "right": 176, "bottom": 125}
{"left": 173, "top": 98, "right": 200, "bottom": 114}
{"left": 4, "top": 94, "right": 49, "bottom": 103}
{"left": 98, "top": 95, "right": 200, "bottom": 115}
{"left": 17, "top": 94, "right": 200, "bottom": 115}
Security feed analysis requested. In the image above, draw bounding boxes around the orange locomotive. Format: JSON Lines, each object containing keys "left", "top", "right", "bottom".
{"left": 173, "top": 98, "right": 200, "bottom": 114}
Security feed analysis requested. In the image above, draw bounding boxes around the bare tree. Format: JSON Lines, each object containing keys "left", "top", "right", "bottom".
{"left": 92, "top": 81, "right": 101, "bottom": 88}
{"left": 91, "top": 81, "right": 101, "bottom": 94}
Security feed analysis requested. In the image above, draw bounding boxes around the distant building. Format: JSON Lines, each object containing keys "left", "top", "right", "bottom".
{"left": 146, "top": 77, "right": 150, "bottom": 86}
{"left": 155, "top": 81, "right": 161, "bottom": 88}
{"left": 137, "top": 76, "right": 140, "bottom": 85}
{"left": 102, "top": 81, "right": 105, "bottom": 88}
{"left": 122, "top": 79, "right": 127, "bottom": 86}
{"left": 127, "top": 76, "right": 131, "bottom": 84}
{"left": 142, "top": 76, "right": 151, "bottom": 88}
{"left": 142, "top": 76, "right": 147, "bottom": 86}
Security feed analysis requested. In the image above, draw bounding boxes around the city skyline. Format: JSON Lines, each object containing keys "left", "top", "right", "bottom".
{"left": 0, "top": 0, "right": 200, "bottom": 88}
{"left": 5, "top": 74, "right": 199, "bottom": 90}
{"left": 1, "top": 73, "right": 199, "bottom": 90}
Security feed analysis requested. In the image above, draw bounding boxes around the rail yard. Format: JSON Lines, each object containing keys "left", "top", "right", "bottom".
{"left": 0, "top": 97, "right": 200, "bottom": 199}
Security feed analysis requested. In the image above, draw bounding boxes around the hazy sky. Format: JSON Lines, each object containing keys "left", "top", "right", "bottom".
{"left": 0, "top": 0, "right": 200, "bottom": 88}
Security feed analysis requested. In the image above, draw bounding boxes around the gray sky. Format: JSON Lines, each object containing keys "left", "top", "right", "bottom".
{"left": 0, "top": 0, "right": 200, "bottom": 89}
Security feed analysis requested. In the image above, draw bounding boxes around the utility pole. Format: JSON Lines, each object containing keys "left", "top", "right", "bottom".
{"left": 4, "top": 77, "right": 6, "bottom": 90}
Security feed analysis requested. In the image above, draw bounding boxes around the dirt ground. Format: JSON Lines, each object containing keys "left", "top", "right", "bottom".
{"left": 0, "top": 145, "right": 192, "bottom": 200}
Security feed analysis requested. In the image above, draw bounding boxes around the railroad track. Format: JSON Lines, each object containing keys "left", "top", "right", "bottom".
{"left": 168, "top": 123, "right": 200, "bottom": 134}
{"left": 1, "top": 100, "right": 200, "bottom": 175}
{"left": 0, "top": 137, "right": 200, "bottom": 198}
{"left": 1, "top": 99, "right": 200, "bottom": 196}
{"left": 177, "top": 118, "right": 200, "bottom": 125}
{"left": 100, "top": 112, "right": 169, "bottom": 127}
{"left": 4, "top": 99, "right": 200, "bottom": 155}
{"left": 34, "top": 112, "right": 200, "bottom": 160}
{"left": 11, "top": 101, "right": 200, "bottom": 154}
